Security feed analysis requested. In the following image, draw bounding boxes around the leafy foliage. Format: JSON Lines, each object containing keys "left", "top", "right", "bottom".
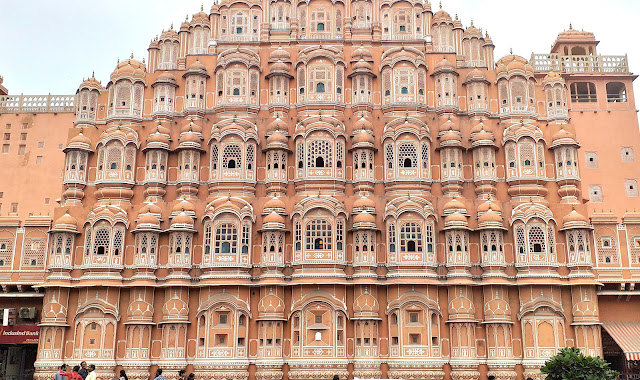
{"left": 540, "top": 347, "right": 619, "bottom": 380}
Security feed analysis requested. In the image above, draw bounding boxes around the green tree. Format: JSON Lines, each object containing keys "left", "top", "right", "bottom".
{"left": 540, "top": 347, "right": 619, "bottom": 380}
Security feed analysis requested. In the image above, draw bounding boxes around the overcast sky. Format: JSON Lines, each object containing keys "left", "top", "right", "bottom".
{"left": 1, "top": 0, "right": 638, "bottom": 95}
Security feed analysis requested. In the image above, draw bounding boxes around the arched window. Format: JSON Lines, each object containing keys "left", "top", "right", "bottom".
{"left": 316, "top": 156, "right": 325, "bottom": 167}
{"left": 316, "top": 83, "right": 325, "bottom": 93}
{"left": 94, "top": 228, "right": 110, "bottom": 256}
{"left": 398, "top": 143, "right": 417, "bottom": 168}
{"left": 305, "top": 219, "right": 332, "bottom": 250}
{"left": 401, "top": 87, "right": 408, "bottom": 94}
{"left": 317, "top": 22, "right": 325, "bottom": 31}
{"left": 223, "top": 144, "right": 242, "bottom": 169}
{"left": 400, "top": 222, "right": 422, "bottom": 253}
{"left": 215, "top": 223, "right": 238, "bottom": 254}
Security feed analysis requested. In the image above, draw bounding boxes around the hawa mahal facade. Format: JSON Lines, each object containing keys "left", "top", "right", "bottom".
{"left": 1, "top": 1, "right": 640, "bottom": 380}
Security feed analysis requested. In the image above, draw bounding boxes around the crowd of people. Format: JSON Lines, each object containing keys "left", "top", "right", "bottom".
{"left": 55, "top": 364, "right": 197, "bottom": 380}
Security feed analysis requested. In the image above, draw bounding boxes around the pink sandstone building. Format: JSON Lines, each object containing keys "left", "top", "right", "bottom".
{"left": 1, "top": 2, "right": 640, "bottom": 379}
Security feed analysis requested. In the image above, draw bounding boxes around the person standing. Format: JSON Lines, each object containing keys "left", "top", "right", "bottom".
{"left": 78, "top": 362, "right": 89, "bottom": 380}
{"left": 55, "top": 364, "right": 71, "bottom": 380}
{"left": 119, "top": 369, "right": 129, "bottom": 380}
{"left": 187, "top": 373, "right": 195, "bottom": 380}
{"left": 153, "top": 369, "right": 167, "bottom": 380}
{"left": 69, "top": 366, "right": 83, "bottom": 380}
{"left": 178, "top": 369, "right": 187, "bottom": 380}
{"left": 85, "top": 364, "right": 97, "bottom": 380}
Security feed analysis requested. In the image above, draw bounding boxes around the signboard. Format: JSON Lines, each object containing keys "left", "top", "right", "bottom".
{"left": 0, "top": 325, "right": 39, "bottom": 344}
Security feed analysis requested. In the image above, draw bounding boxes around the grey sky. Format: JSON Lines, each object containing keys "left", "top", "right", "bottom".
{"left": 1, "top": 0, "right": 638, "bottom": 95}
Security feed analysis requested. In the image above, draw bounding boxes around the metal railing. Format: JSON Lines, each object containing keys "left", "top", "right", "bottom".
{"left": 0, "top": 94, "right": 75, "bottom": 113}
{"left": 530, "top": 53, "right": 629, "bottom": 74}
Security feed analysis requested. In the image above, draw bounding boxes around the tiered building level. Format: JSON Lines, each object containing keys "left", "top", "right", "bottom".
{"left": 1, "top": 2, "right": 640, "bottom": 380}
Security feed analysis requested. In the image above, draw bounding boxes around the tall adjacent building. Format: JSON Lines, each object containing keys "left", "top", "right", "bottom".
{"left": 1, "top": 2, "right": 639, "bottom": 380}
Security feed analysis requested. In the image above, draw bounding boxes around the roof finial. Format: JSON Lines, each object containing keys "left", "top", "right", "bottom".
{"left": 455, "top": 14, "right": 458, "bottom": 21}
{"left": 201, "top": 3, "right": 204, "bottom": 11}
{"left": 91, "top": 71, "right": 95, "bottom": 78}
{"left": 470, "top": 19, "right": 474, "bottom": 27}
{"left": 510, "top": 47, "right": 513, "bottom": 55}
{"left": 439, "top": 1, "right": 442, "bottom": 9}
{"left": 170, "top": 23, "right": 174, "bottom": 29}
{"left": 569, "top": 23, "right": 573, "bottom": 30}
{"left": 130, "top": 52, "right": 134, "bottom": 59}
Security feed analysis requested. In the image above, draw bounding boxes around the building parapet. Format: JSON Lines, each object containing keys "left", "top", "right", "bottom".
{"left": 0, "top": 94, "right": 75, "bottom": 114}
{"left": 530, "top": 53, "right": 629, "bottom": 74}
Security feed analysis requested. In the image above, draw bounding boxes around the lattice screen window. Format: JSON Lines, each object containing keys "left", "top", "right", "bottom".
{"left": 400, "top": 222, "right": 422, "bottom": 253}
{"left": 231, "top": 11, "right": 249, "bottom": 34}
{"left": 246, "top": 144, "right": 255, "bottom": 170}
{"left": 566, "top": 230, "right": 589, "bottom": 264}
{"left": 133, "top": 84, "right": 144, "bottom": 114}
{"left": 217, "top": 72, "right": 224, "bottom": 98}
{"left": 0, "top": 237, "right": 13, "bottom": 266}
{"left": 622, "top": 147, "right": 634, "bottom": 162}
{"left": 385, "top": 144, "right": 394, "bottom": 169}
{"left": 481, "top": 231, "right": 504, "bottom": 264}
{"left": 305, "top": 219, "right": 332, "bottom": 250}
{"left": 112, "top": 226, "right": 125, "bottom": 256}
{"left": 250, "top": 70, "right": 259, "bottom": 97}
{"left": 223, "top": 144, "right": 242, "bottom": 169}
{"left": 295, "top": 221, "right": 302, "bottom": 251}
{"left": 53, "top": 233, "right": 73, "bottom": 255}
{"left": 93, "top": 227, "right": 111, "bottom": 256}
{"left": 388, "top": 223, "right": 396, "bottom": 253}
{"left": 585, "top": 152, "right": 598, "bottom": 168}
{"left": 628, "top": 231, "right": 640, "bottom": 265}
{"left": 203, "top": 223, "right": 212, "bottom": 255}
{"left": 215, "top": 223, "right": 238, "bottom": 254}
{"left": 106, "top": 143, "right": 123, "bottom": 172}
{"left": 528, "top": 81, "right": 535, "bottom": 105}
{"left": 515, "top": 225, "right": 526, "bottom": 259}
{"left": 596, "top": 232, "right": 618, "bottom": 264}
{"left": 398, "top": 143, "right": 417, "bottom": 168}
{"left": 424, "top": 222, "right": 434, "bottom": 253}
{"left": 394, "top": 68, "right": 415, "bottom": 99}
{"left": 625, "top": 179, "right": 638, "bottom": 197}
{"left": 393, "top": 8, "right": 411, "bottom": 33}
{"left": 336, "top": 142, "right": 344, "bottom": 168}
{"left": 336, "top": 66, "right": 344, "bottom": 95}
{"left": 211, "top": 145, "right": 219, "bottom": 171}
{"left": 241, "top": 222, "right": 250, "bottom": 254}
{"left": 307, "top": 140, "right": 333, "bottom": 168}
{"left": 299, "top": 8, "right": 306, "bottom": 32}
{"left": 421, "top": 144, "right": 429, "bottom": 169}
{"left": 518, "top": 140, "right": 535, "bottom": 173}
{"left": 310, "top": 9, "right": 330, "bottom": 32}
{"left": 498, "top": 81, "right": 508, "bottom": 107}
{"left": 124, "top": 145, "right": 136, "bottom": 173}
{"left": 353, "top": 2, "right": 371, "bottom": 28}
{"left": 336, "top": 220, "right": 344, "bottom": 250}
{"left": 23, "top": 237, "right": 46, "bottom": 266}
{"left": 309, "top": 65, "right": 333, "bottom": 96}
{"left": 227, "top": 70, "right": 247, "bottom": 97}
{"left": 528, "top": 225, "right": 547, "bottom": 255}
{"left": 383, "top": 70, "right": 392, "bottom": 98}
{"left": 170, "top": 232, "right": 192, "bottom": 256}
{"left": 510, "top": 78, "right": 526, "bottom": 105}
{"left": 115, "top": 82, "right": 131, "bottom": 111}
